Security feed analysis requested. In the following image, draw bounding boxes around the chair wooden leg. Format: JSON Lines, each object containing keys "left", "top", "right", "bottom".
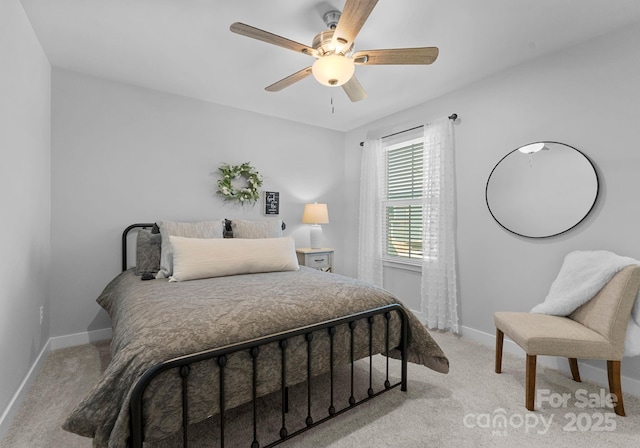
{"left": 607, "top": 360, "right": 625, "bottom": 416}
{"left": 568, "top": 358, "right": 581, "bottom": 382}
{"left": 495, "top": 329, "right": 504, "bottom": 374}
{"left": 526, "top": 354, "right": 537, "bottom": 411}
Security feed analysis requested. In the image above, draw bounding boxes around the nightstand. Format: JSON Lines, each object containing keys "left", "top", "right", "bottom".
{"left": 296, "top": 248, "right": 334, "bottom": 273}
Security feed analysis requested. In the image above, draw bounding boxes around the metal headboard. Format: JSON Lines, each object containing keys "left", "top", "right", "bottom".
{"left": 121, "top": 221, "right": 288, "bottom": 272}
{"left": 121, "top": 223, "right": 155, "bottom": 272}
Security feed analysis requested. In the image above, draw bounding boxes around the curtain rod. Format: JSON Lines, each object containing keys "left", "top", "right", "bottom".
{"left": 359, "top": 113, "right": 458, "bottom": 147}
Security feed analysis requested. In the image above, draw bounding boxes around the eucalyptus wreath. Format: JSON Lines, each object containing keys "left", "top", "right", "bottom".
{"left": 216, "top": 162, "right": 263, "bottom": 203}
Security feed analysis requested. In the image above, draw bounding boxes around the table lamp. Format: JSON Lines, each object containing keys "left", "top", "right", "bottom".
{"left": 302, "top": 203, "right": 329, "bottom": 249}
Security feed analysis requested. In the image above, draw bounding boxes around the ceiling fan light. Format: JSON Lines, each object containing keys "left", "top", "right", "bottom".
{"left": 312, "top": 54, "right": 355, "bottom": 87}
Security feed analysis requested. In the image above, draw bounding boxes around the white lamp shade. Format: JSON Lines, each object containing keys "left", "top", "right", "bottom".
{"left": 302, "top": 203, "right": 329, "bottom": 224}
{"left": 312, "top": 55, "right": 355, "bottom": 87}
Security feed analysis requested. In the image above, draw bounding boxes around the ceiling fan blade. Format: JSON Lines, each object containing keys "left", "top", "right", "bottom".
{"left": 332, "top": 0, "right": 378, "bottom": 51}
{"left": 353, "top": 47, "right": 439, "bottom": 65}
{"left": 342, "top": 76, "right": 367, "bottom": 102}
{"left": 265, "top": 67, "right": 313, "bottom": 92}
{"left": 230, "top": 22, "right": 318, "bottom": 57}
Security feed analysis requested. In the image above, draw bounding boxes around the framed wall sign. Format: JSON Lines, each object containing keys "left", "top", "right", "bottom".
{"left": 264, "top": 191, "right": 280, "bottom": 215}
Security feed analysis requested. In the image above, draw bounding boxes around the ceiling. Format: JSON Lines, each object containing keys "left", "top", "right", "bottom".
{"left": 20, "top": 0, "right": 640, "bottom": 132}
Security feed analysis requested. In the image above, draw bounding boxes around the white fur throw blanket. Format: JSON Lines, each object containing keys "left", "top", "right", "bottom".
{"left": 531, "top": 250, "right": 640, "bottom": 357}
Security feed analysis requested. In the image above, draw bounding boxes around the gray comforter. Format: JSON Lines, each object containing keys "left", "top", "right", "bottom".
{"left": 63, "top": 267, "right": 448, "bottom": 448}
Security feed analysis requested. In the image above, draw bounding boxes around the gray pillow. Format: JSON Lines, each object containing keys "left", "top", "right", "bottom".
{"left": 230, "top": 219, "right": 283, "bottom": 239}
{"left": 156, "top": 220, "right": 225, "bottom": 278}
{"left": 135, "top": 229, "right": 161, "bottom": 275}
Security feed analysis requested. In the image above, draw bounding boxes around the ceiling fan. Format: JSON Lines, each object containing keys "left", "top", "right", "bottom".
{"left": 230, "top": 0, "right": 439, "bottom": 102}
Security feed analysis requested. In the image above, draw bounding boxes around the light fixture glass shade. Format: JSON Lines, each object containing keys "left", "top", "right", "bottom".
{"left": 302, "top": 203, "right": 329, "bottom": 224}
{"left": 312, "top": 55, "right": 355, "bottom": 87}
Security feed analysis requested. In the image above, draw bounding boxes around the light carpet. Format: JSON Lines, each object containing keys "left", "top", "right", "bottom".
{"left": 2, "top": 331, "right": 639, "bottom": 448}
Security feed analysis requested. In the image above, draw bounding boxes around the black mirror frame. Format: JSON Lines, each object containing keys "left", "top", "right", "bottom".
{"left": 485, "top": 141, "right": 599, "bottom": 238}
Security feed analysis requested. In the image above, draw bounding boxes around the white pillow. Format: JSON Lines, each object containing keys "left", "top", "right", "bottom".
{"left": 231, "top": 219, "right": 283, "bottom": 238}
{"left": 156, "top": 220, "right": 224, "bottom": 278}
{"left": 169, "top": 236, "right": 299, "bottom": 282}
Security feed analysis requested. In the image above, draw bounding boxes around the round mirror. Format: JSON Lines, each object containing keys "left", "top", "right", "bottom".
{"left": 486, "top": 142, "right": 598, "bottom": 238}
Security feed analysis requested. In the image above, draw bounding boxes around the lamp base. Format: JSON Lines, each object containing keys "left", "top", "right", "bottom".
{"left": 309, "top": 225, "right": 323, "bottom": 249}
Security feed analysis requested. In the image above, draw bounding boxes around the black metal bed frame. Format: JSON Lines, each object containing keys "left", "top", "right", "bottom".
{"left": 122, "top": 223, "right": 409, "bottom": 448}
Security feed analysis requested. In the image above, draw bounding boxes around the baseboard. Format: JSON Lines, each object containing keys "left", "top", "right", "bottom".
{"left": 460, "top": 325, "right": 640, "bottom": 399}
{"left": 0, "top": 327, "right": 112, "bottom": 440}
{"left": 49, "top": 327, "right": 112, "bottom": 351}
{"left": 0, "top": 339, "right": 51, "bottom": 442}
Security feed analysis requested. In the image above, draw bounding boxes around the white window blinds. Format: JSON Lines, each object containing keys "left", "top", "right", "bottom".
{"left": 383, "top": 137, "right": 424, "bottom": 262}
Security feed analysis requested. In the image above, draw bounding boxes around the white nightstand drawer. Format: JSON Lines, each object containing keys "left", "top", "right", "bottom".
{"left": 307, "top": 253, "right": 330, "bottom": 269}
{"left": 296, "top": 248, "right": 334, "bottom": 273}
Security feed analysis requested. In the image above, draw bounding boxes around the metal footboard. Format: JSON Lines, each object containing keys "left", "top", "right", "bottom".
{"left": 129, "top": 304, "right": 408, "bottom": 448}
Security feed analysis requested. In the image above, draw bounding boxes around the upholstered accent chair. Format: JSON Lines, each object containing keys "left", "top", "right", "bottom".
{"left": 494, "top": 265, "right": 640, "bottom": 416}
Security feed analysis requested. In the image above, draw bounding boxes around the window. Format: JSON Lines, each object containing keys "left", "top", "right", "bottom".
{"left": 383, "top": 137, "right": 424, "bottom": 263}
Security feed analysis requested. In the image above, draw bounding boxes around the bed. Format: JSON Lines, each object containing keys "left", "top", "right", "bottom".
{"left": 63, "top": 221, "right": 449, "bottom": 448}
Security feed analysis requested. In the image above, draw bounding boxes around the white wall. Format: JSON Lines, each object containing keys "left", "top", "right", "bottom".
{"left": 0, "top": 0, "right": 51, "bottom": 425}
{"left": 344, "top": 23, "right": 640, "bottom": 381}
{"left": 50, "top": 69, "right": 346, "bottom": 338}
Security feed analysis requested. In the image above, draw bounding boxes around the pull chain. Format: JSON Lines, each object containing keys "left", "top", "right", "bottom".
{"left": 331, "top": 96, "right": 335, "bottom": 114}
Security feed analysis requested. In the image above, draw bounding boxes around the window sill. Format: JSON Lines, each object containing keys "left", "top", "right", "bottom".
{"left": 382, "top": 258, "right": 422, "bottom": 273}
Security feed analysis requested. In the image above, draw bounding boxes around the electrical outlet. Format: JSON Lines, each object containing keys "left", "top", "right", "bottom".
{"left": 40, "top": 306, "right": 44, "bottom": 325}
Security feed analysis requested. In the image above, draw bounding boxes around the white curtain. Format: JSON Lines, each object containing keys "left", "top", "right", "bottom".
{"left": 357, "top": 138, "right": 384, "bottom": 287}
{"left": 421, "top": 118, "right": 459, "bottom": 333}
